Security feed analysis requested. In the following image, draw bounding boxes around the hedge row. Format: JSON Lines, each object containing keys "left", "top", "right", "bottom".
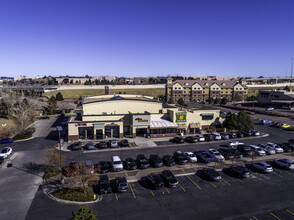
{"left": 52, "top": 187, "right": 95, "bottom": 202}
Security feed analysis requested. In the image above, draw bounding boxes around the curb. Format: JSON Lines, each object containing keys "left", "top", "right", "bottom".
{"left": 14, "top": 136, "right": 35, "bottom": 143}
{"left": 42, "top": 185, "right": 103, "bottom": 205}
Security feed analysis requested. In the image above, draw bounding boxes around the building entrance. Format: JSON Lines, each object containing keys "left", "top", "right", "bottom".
{"left": 105, "top": 126, "right": 119, "bottom": 138}
{"left": 78, "top": 127, "right": 94, "bottom": 140}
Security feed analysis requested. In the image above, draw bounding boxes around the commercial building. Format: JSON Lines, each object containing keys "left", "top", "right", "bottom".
{"left": 166, "top": 78, "right": 248, "bottom": 103}
{"left": 67, "top": 94, "right": 220, "bottom": 141}
{"left": 258, "top": 90, "right": 294, "bottom": 108}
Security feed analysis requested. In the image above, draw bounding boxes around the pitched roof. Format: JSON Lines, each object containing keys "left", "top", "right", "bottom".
{"left": 168, "top": 80, "right": 245, "bottom": 88}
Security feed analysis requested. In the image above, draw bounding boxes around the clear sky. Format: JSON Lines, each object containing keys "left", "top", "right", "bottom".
{"left": 0, "top": 0, "right": 294, "bottom": 78}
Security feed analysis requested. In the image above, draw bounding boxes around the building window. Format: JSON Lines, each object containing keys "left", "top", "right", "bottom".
{"left": 201, "top": 114, "right": 214, "bottom": 120}
{"left": 236, "top": 88, "right": 238, "bottom": 90}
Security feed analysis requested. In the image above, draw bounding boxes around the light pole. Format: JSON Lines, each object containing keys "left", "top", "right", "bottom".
{"left": 56, "top": 126, "right": 63, "bottom": 181}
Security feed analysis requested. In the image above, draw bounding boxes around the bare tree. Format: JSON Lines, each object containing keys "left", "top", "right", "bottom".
{"left": 43, "top": 145, "right": 67, "bottom": 168}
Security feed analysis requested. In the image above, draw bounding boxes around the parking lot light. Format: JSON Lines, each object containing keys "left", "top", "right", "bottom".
{"left": 56, "top": 126, "right": 63, "bottom": 181}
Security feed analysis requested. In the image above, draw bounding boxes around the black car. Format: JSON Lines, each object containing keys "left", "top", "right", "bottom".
{"left": 137, "top": 154, "right": 150, "bottom": 169}
{"left": 121, "top": 139, "right": 129, "bottom": 147}
{"left": 230, "top": 165, "right": 250, "bottom": 178}
{"left": 288, "top": 139, "right": 294, "bottom": 144}
{"left": 96, "top": 141, "right": 107, "bottom": 149}
{"left": 237, "top": 131, "right": 244, "bottom": 138}
{"left": 185, "top": 136, "right": 198, "bottom": 143}
{"left": 284, "top": 142, "right": 294, "bottom": 150}
{"left": 228, "top": 148, "right": 243, "bottom": 158}
{"left": 114, "top": 177, "right": 129, "bottom": 193}
{"left": 161, "top": 170, "right": 179, "bottom": 187}
{"left": 71, "top": 142, "right": 82, "bottom": 151}
{"left": 124, "top": 157, "right": 137, "bottom": 170}
{"left": 197, "top": 168, "right": 222, "bottom": 181}
{"left": 173, "top": 137, "right": 184, "bottom": 144}
{"left": 173, "top": 151, "right": 189, "bottom": 165}
{"left": 98, "top": 161, "right": 111, "bottom": 173}
{"left": 204, "top": 134, "right": 213, "bottom": 141}
{"left": 99, "top": 175, "right": 112, "bottom": 194}
{"left": 277, "top": 143, "right": 292, "bottom": 152}
{"left": 237, "top": 145, "right": 254, "bottom": 156}
{"left": 220, "top": 132, "right": 229, "bottom": 140}
{"left": 242, "top": 130, "right": 253, "bottom": 136}
{"left": 273, "top": 122, "right": 283, "bottom": 128}
{"left": 162, "top": 155, "right": 176, "bottom": 167}
{"left": 218, "top": 148, "right": 235, "bottom": 160}
{"left": 149, "top": 154, "right": 163, "bottom": 168}
{"left": 146, "top": 174, "right": 164, "bottom": 189}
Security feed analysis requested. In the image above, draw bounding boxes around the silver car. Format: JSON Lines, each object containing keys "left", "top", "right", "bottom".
{"left": 273, "top": 159, "right": 294, "bottom": 170}
{"left": 258, "top": 144, "right": 276, "bottom": 155}
{"left": 266, "top": 142, "right": 284, "bottom": 153}
{"left": 108, "top": 140, "right": 118, "bottom": 148}
{"left": 252, "top": 161, "right": 273, "bottom": 173}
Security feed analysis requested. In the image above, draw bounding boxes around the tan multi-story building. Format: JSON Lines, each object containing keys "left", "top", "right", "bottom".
{"left": 165, "top": 77, "right": 247, "bottom": 103}
{"left": 67, "top": 94, "right": 220, "bottom": 141}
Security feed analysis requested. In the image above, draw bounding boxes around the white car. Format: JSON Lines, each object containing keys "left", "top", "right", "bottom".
{"left": 266, "top": 142, "right": 284, "bottom": 153}
{"left": 273, "top": 159, "right": 294, "bottom": 170}
{"left": 249, "top": 145, "right": 266, "bottom": 156}
{"left": 226, "top": 141, "right": 244, "bottom": 147}
{"left": 184, "top": 152, "right": 197, "bottom": 163}
{"left": 208, "top": 149, "right": 225, "bottom": 161}
{"left": 0, "top": 147, "right": 12, "bottom": 158}
{"left": 251, "top": 130, "right": 260, "bottom": 136}
{"left": 111, "top": 156, "right": 124, "bottom": 172}
{"left": 196, "top": 135, "right": 205, "bottom": 142}
{"left": 212, "top": 133, "right": 222, "bottom": 140}
{"left": 266, "top": 107, "right": 274, "bottom": 111}
{"left": 252, "top": 161, "right": 273, "bottom": 173}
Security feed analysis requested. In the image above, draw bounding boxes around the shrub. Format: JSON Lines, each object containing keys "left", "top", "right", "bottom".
{"left": 52, "top": 187, "right": 95, "bottom": 202}
{"left": 44, "top": 167, "right": 61, "bottom": 180}
{"left": 284, "top": 127, "right": 294, "bottom": 131}
{"left": 13, "top": 131, "right": 33, "bottom": 140}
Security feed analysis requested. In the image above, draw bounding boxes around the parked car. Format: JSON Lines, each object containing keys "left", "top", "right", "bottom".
{"left": 173, "top": 137, "right": 184, "bottom": 144}
{"left": 276, "top": 143, "right": 292, "bottom": 152}
{"left": 228, "top": 148, "right": 243, "bottom": 158}
{"left": 185, "top": 136, "right": 198, "bottom": 143}
{"left": 288, "top": 139, "right": 294, "bottom": 144}
{"left": 98, "top": 161, "right": 111, "bottom": 174}
{"left": 124, "top": 157, "right": 137, "bottom": 170}
{"left": 226, "top": 141, "right": 244, "bottom": 147}
{"left": 252, "top": 161, "right": 273, "bottom": 173}
{"left": 96, "top": 141, "right": 107, "bottom": 149}
{"left": 162, "top": 155, "right": 176, "bottom": 167}
{"left": 208, "top": 149, "right": 225, "bottom": 161}
{"left": 242, "top": 130, "right": 253, "bottom": 136}
{"left": 111, "top": 156, "right": 124, "bottom": 172}
{"left": 149, "top": 154, "right": 163, "bottom": 168}
{"left": 195, "top": 151, "right": 214, "bottom": 163}
{"left": 108, "top": 140, "right": 118, "bottom": 148}
{"left": 258, "top": 144, "right": 276, "bottom": 155}
{"left": 237, "top": 131, "right": 244, "bottom": 138}
{"left": 99, "top": 175, "right": 112, "bottom": 194}
{"left": 230, "top": 165, "right": 250, "bottom": 178}
{"left": 0, "top": 138, "right": 13, "bottom": 144}
{"left": 260, "top": 120, "right": 273, "bottom": 125}
{"left": 251, "top": 130, "right": 260, "bottom": 136}
{"left": 84, "top": 160, "right": 94, "bottom": 174}
{"left": 0, "top": 147, "right": 12, "bottom": 158}
{"left": 161, "top": 170, "right": 178, "bottom": 187}
{"left": 218, "top": 148, "right": 235, "bottom": 160}
{"left": 137, "top": 154, "right": 150, "bottom": 169}
{"left": 229, "top": 131, "right": 237, "bottom": 138}
{"left": 280, "top": 123, "right": 291, "bottom": 129}
{"left": 114, "top": 177, "right": 129, "bottom": 193}
{"left": 121, "top": 139, "right": 129, "bottom": 147}
{"left": 198, "top": 168, "right": 222, "bottom": 181}
{"left": 220, "top": 132, "right": 229, "bottom": 140}
{"left": 184, "top": 152, "right": 197, "bottom": 163}
{"left": 212, "top": 133, "right": 222, "bottom": 140}
{"left": 237, "top": 145, "right": 253, "bottom": 156}
{"left": 71, "top": 142, "right": 82, "bottom": 151}
{"left": 84, "top": 142, "right": 95, "bottom": 150}
{"left": 283, "top": 142, "right": 294, "bottom": 151}
{"left": 146, "top": 174, "right": 164, "bottom": 189}
{"left": 249, "top": 145, "right": 266, "bottom": 156}
{"left": 195, "top": 135, "right": 205, "bottom": 142}
{"left": 204, "top": 134, "right": 213, "bottom": 141}
{"left": 272, "top": 122, "right": 283, "bottom": 128}
{"left": 265, "top": 107, "right": 274, "bottom": 111}
{"left": 61, "top": 119, "right": 68, "bottom": 126}
{"left": 173, "top": 151, "right": 189, "bottom": 165}
{"left": 266, "top": 142, "right": 284, "bottom": 153}
{"left": 273, "top": 159, "right": 294, "bottom": 170}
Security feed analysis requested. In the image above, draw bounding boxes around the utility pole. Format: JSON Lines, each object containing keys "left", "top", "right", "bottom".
{"left": 291, "top": 57, "right": 293, "bottom": 88}
{"left": 56, "top": 126, "right": 63, "bottom": 182}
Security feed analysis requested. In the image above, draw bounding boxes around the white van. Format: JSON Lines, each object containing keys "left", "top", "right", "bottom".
{"left": 111, "top": 156, "right": 124, "bottom": 172}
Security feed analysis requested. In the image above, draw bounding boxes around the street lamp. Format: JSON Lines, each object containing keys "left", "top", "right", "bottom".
{"left": 56, "top": 126, "right": 63, "bottom": 181}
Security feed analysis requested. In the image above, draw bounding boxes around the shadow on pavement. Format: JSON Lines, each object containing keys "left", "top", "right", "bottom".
{"left": 11, "top": 162, "right": 52, "bottom": 178}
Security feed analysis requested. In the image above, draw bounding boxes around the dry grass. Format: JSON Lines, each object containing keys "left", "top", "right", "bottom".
{"left": 0, "top": 118, "right": 19, "bottom": 138}
{"left": 44, "top": 88, "right": 165, "bottom": 99}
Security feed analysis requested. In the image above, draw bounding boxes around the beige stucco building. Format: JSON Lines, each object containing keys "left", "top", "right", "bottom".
{"left": 68, "top": 94, "right": 220, "bottom": 141}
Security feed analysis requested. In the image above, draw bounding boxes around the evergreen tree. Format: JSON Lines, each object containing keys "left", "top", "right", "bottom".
{"left": 237, "top": 110, "right": 253, "bottom": 131}
{"left": 220, "top": 97, "right": 228, "bottom": 105}
{"left": 223, "top": 112, "right": 238, "bottom": 130}
{"left": 72, "top": 206, "right": 97, "bottom": 220}
{"left": 48, "top": 96, "right": 57, "bottom": 115}
{"left": 213, "top": 98, "right": 220, "bottom": 104}
{"left": 177, "top": 98, "right": 185, "bottom": 106}
{"left": 55, "top": 92, "right": 64, "bottom": 101}
{"left": 283, "top": 86, "right": 290, "bottom": 91}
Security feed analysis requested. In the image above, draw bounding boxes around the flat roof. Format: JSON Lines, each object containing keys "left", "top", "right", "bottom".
{"left": 83, "top": 94, "right": 159, "bottom": 104}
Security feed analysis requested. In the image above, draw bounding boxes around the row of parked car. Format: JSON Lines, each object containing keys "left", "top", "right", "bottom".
{"left": 98, "top": 157, "right": 294, "bottom": 194}
{"left": 70, "top": 140, "right": 130, "bottom": 151}
{"left": 173, "top": 130, "right": 260, "bottom": 144}
{"left": 260, "top": 120, "right": 291, "bottom": 128}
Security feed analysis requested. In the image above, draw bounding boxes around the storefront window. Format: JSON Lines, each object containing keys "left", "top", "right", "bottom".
{"left": 150, "top": 128, "right": 177, "bottom": 134}
{"left": 78, "top": 127, "right": 94, "bottom": 139}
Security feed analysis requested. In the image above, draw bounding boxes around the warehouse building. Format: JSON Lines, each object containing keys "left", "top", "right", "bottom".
{"left": 67, "top": 94, "right": 220, "bottom": 141}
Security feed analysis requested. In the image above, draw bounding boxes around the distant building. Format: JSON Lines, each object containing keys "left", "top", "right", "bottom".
{"left": 166, "top": 77, "right": 247, "bottom": 103}
{"left": 258, "top": 90, "right": 294, "bottom": 108}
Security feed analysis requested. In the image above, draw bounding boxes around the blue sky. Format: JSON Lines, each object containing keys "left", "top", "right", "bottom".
{"left": 0, "top": 0, "right": 294, "bottom": 77}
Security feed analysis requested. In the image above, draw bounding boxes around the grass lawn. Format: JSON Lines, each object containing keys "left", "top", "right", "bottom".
{"left": 52, "top": 187, "right": 95, "bottom": 202}
{"left": 44, "top": 88, "right": 165, "bottom": 99}
{"left": 0, "top": 118, "right": 19, "bottom": 139}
